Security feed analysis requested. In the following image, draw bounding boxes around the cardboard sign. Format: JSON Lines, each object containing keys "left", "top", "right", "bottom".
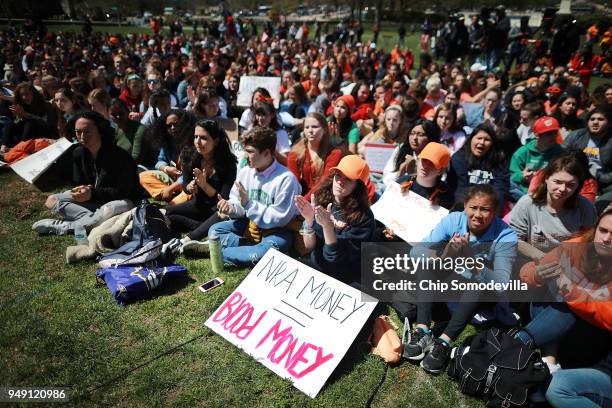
{"left": 372, "top": 181, "right": 449, "bottom": 242}
{"left": 237, "top": 76, "right": 281, "bottom": 108}
{"left": 205, "top": 249, "right": 378, "bottom": 398}
{"left": 364, "top": 143, "right": 395, "bottom": 174}
{"left": 10, "top": 138, "right": 73, "bottom": 184}
{"left": 217, "top": 117, "right": 239, "bottom": 142}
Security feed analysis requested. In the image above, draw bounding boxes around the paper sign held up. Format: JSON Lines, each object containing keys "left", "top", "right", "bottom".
{"left": 205, "top": 249, "right": 378, "bottom": 398}
{"left": 364, "top": 143, "right": 395, "bottom": 174}
{"left": 371, "top": 181, "right": 449, "bottom": 242}
{"left": 237, "top": 76, "right": 281, "bottom": 108}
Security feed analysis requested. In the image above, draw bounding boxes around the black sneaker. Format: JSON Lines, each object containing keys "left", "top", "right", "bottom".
{"left": 420, "top": 337, "right": 451, "bottom": 374}
{"left": 403, "top": 328, "right": 434, "bottom": 361}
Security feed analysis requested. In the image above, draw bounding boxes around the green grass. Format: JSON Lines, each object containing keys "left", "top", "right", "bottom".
{"left": 0, "top": 170, "right": 484, "bottom": 407}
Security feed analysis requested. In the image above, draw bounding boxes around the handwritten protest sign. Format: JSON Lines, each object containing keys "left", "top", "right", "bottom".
{"left": 205, "top": 249, "right": 378, "bottom": 398}
{"left": 372, "top": 181, "right": 449, "bottom": 242}
{"left": 364, "top": 143, "right": 395, "bottom": 174}
{"left": 237, "top": 76, "right": 281, "bottom": 108}
{"left": 10, "top": 138, "right": 73, "bottom": 184}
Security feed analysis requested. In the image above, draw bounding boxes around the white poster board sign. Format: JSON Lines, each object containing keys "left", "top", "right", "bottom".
{"left": 10, "top": 138, "right": 73, "bottom": 184}
{"left": 372, "top": 181, "right": 449, "bottom": 242}
{"left": 205, "top": 249, "right": 378, "bottom": 398}
{"left": 364, "top": 143, "right": 395, "bottom": 174}
{"left": 237, "top": 76, "right": 281, "bottom": 108}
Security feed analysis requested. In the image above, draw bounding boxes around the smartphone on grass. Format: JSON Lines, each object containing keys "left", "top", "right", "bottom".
{"left": 198, "top": 277, "right": 224, "bottom": 293}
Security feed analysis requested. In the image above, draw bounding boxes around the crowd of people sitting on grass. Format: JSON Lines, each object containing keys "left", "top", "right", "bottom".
{"left": 0, "top": 13, "right": 611, "bottom": 406}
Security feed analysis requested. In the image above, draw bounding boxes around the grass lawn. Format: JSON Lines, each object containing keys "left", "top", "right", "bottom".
{"left": 0, "top": 170, "right": 484, "bottom": 407}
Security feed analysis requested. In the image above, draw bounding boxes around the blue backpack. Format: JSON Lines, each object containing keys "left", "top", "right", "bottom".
{"left": 96, "top": 264, "right": 188, "bottom": 305}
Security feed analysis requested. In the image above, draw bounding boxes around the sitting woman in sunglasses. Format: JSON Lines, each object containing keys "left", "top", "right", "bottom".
{"left": 138, "top": 109, "right": 196, "bottom": 204}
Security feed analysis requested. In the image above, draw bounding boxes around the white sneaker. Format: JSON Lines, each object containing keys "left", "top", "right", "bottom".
{"left": 32, "top": 219, "right": 71, "bottom": 235}
{"left": 545, "top": 360, "right": 561, "bottom": 374}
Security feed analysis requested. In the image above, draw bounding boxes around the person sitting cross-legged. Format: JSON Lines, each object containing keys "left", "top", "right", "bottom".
{"left": 32, "top": 111, "right": 142, "bottom": 236}
{"left": 202, "top": 126, "right": 301, "bottom": 267}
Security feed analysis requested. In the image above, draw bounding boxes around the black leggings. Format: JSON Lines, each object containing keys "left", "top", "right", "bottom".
{"left": 416, "top": 272, "right": 483, "bottom": 341}
{"left": 417, "top": 297, "right": 480, "bottom": 341}
{"left": 165, "top": 200, "right": 222, "bottom": 241}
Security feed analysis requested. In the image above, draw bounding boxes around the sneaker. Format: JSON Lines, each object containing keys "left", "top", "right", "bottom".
{"left": 161, "top": 238, "right": 182, "bottom": 260}
{"left": 32, "top": 219, "right": 71, "bottom": 235}
{"left": 182, "top": 239, "right": 210, "bottom": 258}
{"left": 403, "top": 328, "right": 434, "bottom": 361}
{"left": 421, "top": 337, "right": 451, "bottom": 374}
{"left": 545, "top": 360, "right": 561, "bottom": 374}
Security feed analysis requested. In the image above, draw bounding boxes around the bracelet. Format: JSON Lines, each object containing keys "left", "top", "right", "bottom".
{"left": 300, "top": 228, "right": 315, "bottom": 236}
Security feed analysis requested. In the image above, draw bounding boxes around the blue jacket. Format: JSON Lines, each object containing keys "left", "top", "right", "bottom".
{"left": 464, "top": 103, "right": 502, "bottom": 129}
{"left": 411, "top": 211, "right": 517, "bottom": 287}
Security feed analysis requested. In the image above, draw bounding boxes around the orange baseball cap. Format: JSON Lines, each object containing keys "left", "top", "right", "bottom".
{"left": 419, "top": 142, "right": 451, "bottom": 170}
{"left": 330, "top": 155, "right": 370, "bottom": 184}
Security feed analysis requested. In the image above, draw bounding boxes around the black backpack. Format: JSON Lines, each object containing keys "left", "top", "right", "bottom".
{"left": 98, "top": 202, "right": 176, "bottom": 267}
{"left": 447, "top": 327, "right": 549, "bottom": 408}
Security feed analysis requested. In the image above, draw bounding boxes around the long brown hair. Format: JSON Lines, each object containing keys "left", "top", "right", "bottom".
{"left": 578, "top": 209, "right": 612, "bottom": 285}
{"left": 531, "top": 151, "right": 587, "bottom": 209}
{"left": 291, "top": 112, "right": 334, "bottom": 177}
{"left": 313, "top": 175, "right": 370, "bottom": 225}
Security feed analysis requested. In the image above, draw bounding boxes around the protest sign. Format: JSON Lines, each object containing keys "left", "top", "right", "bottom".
{"left": 10, "top": 138, "right": 73, "bottom": 184}
{"left": 217, "top": 117, "right": 239, "bottom": 141}
{"left": 237, "top": 76, "right": 281, "bottom": 108}
{"left": 364, "top": 143, "right": 395, "bottom": 174}
{"left": 371, "top": 181, "right": 449, "bottom": 242}
{"left": 205, "top": 249, "right": 378, "bottom": 398}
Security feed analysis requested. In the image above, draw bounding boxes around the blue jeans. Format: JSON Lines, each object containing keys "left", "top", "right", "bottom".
{"left": 515, "top": 302, "right": 577, "bottom": 348}
{"left": 484, "top": 48, "right": 504, "bottom": 71}
{"left": 209, "top": 218, "right": 293, "bottom": 267}
{"left": 546, "top": 368, "right": 612, "bottom": 408}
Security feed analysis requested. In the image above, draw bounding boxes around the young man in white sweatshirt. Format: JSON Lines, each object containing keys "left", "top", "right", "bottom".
{"left": 206, "top": 126, "right": 301, "bottom": 266}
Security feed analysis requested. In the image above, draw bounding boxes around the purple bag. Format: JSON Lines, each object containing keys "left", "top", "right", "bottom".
{"left": 96, "top": 264, "right": 187, "bottom": 305}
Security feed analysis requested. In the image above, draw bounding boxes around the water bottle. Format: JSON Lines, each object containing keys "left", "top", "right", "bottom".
{"left": 74, "top": 224, "right": 88, "bottom": 245}
{"left": 209, "top": 235, "right": 224, "bottom": 274}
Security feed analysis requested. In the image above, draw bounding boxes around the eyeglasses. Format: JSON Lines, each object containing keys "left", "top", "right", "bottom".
{"left": 147, "top": 79, "right": 160, "bottom": 84}
{"left": 166, "top": 122, "right": 178, "bottom": 128}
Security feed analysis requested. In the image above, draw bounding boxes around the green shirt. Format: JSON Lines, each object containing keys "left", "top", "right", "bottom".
{"left": 114, "top": 121, "right": 147, "bottom": 162}
{"left": 509, "top": 140, "right": 564, "bottom": 193}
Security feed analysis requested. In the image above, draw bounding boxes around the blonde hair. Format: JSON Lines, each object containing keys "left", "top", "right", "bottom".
{"left": 87, "top": 88, "right": 111, "bottom": 109}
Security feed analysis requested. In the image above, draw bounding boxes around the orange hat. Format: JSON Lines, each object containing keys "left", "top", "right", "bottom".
{"left": 330, "top": 155, "right": 370, "bottom": 185}
{"left": 419, "top": 142, "right": 451, "bottom": 170}
{"left": 333, "top": 94, "right": 355, "bottom": 113}
{"left": 533, "top": 116, "right": 560, "bottom": 135}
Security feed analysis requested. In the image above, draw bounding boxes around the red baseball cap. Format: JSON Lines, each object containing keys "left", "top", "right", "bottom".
{"left": 533, "top": 116, "right": 560, "bottom": 135}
